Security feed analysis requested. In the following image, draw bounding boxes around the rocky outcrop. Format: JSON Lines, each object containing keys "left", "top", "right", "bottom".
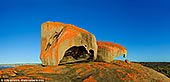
{"left": 0, "top": 61, "right": 169, "bottom": 82}
{"left": 96, "top": 41, "right": 127, "bottom": 62}
{"left": 1, "top": 22, "right": 168, "bottom": 82}
{"left": 40, "top": 22, "right": 97, "bottom": 66}
{"left": 40, "top": 22, "right": 129, "bottom": 66}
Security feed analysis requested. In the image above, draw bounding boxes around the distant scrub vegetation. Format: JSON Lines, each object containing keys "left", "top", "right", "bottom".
{"left": 139, "top": 62, "right": 170, "bottom": 78}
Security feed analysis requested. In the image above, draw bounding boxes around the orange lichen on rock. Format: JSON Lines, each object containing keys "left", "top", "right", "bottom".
{"left": 83, "top": 64, "right": 93, "bottom": 69}
{"left": 102, "top": 62, "right": 114, "bottom": 68}
{"left": 122, "top": 64, "right": 131, "bottom": 69}
{"left": 0, "top": 61, "right": 170, "bottom": 82}
{"left": 97, "top": 41, "right": 127, "bottom": 55}
{"left": 126, "top": 72, "right": 138, "bottom": 82}
{"left": 76, "top": 69, "right": 82, "bottom": 73}
{"left": 0, "top": 70, "right": 3, "bottom": 76}
{"left": 83, "top": 76, "right": 97, "bottom": 82}
{"left": 92, "top": 62, "right": 106, "bottom": 70}
{"left": 118, "top": 72, "right": 138, "bottom": 82}
{"left": 99, "top": 72, "right": 104, "bottom": 77}
{"left": 56, "top": 70, "right": 61, "bottom": 74}
{"left": 15, "top": 65, "right": 35, "bottom": 71}
{"left": 116, "top": 69, "right": 125, "bottom": 74}
{"left": 2, "top": 68, "right": 17, "bottom": 77}
{"left": 80, "top": 69, "right": 93, "bottom": 76}
{"left": 96, "top": 41, "right": 127, "bottom": 62}
{"left": 131, "top": 66, "right": 144, "bottom": 73}
{"left": 40, "top": 22, "right": 97, "bottom": 66}
{"left": 41, "top": 67, "right": 54, "bottom": 73}
{"left": 71, "top": 64, "right": 86, "bottom": 69}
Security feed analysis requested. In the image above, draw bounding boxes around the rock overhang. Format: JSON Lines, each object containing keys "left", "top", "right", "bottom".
{"left": 40, "top": 22, "right": 97, "bottom": 66}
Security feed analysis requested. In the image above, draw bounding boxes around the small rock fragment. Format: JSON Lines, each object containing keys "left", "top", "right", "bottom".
{"left": 125, "top": 59, "right": 130, "bottom": 64}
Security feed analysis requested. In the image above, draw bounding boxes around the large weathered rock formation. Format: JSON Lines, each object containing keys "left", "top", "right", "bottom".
{"left": 96, "top": 41, "right": 127, "bottom": 62}
{"left": 40, "top": 22, "right": 97, "bottom": 66}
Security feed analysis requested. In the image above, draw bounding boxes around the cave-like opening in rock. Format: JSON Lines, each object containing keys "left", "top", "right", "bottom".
{"left": 60, "top": 46, "right": 94, "bottom": 64}
{"left": 64, "top": 46, "right": 88, "bottom": 59}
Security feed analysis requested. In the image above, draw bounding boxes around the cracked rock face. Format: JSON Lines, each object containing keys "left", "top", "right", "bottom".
{"left": 40, "top": 22, "right": 97, "bottom": 66}
{"left": 96, "top": 41, "right": 127, "bottom": 62}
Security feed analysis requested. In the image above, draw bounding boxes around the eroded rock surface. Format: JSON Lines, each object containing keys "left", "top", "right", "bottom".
{"left": 96, "top": 41, "right": 127, "bottom": 62}
{"left": 40, "top": 22, "right": 97, "bottom": 66}
{"left": 0, "top": 61, "right": 169, "bottom": 82}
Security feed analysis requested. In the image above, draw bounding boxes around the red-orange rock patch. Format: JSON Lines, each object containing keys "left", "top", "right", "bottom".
{"left": 83, "top": 76, "right": 97, "bottom": 82}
